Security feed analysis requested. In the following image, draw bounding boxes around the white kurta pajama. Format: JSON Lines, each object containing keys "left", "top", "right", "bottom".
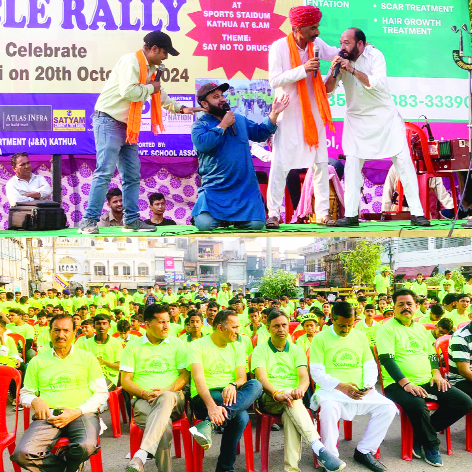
{"left": 333, "top": 45, "right": 424, "bottom": 217}
{"left": 310, "top": 326, "right": 397, "bottom": 457}
{"left": 268, "top": 37, "right": 337, "bottom": 219}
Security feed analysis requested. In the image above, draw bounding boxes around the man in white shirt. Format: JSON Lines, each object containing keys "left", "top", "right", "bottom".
{"left": 266, "top": 5, "right": 338, "bottom": 228}
{"left": 325, "top": 28, "right": 429, "bottom": 227}
{"left": 6, "top": 152, "right": 52, "bottom": 206}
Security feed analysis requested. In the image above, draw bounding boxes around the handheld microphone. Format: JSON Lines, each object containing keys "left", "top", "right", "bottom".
{"left": 313, "top": 45, "right": 320, "bottom": 78}
{"left": 155, "top": 64, "right": 165, "bottom": 81}
{"left": 420, "top": 115, "right": 435, "bottom": 142}
{"left": 333, "top": 50, "right": 347, "bottom": 79}
{"left": 222, "top": 102, "right": 237, "bottom": 136}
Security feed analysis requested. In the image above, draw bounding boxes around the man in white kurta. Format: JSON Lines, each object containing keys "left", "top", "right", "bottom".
{"left": 325, "top": 28, "right": 430, "bottom": 227}
{"left": 310, "top": 301, "right": 396, "bottom": 471}
{"left": 266, "top": 6, "right": 338, "bottom": 228}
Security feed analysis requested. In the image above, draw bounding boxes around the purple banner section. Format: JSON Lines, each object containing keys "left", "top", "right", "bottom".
{"left": 0, "top": 93, "right": 195, "bottom": 156}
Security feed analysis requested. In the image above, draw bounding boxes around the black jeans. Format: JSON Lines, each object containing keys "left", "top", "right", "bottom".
{"left": 454, "top": 379, "right": 472, "bottom": 398}
{"left": 385, "top": 382, "right": 472, "bottom": 449}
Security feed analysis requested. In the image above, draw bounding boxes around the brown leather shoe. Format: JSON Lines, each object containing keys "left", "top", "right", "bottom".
{"left": 266, "top": 216, "right": 280, "bottom": 229}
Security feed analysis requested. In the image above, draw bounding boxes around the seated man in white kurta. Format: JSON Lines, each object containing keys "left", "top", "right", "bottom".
{"left": 310, "top": 301, "right": 397, "bottom": 472}
{"left": 324, "top": 28, "right": 430, "bottom": 227}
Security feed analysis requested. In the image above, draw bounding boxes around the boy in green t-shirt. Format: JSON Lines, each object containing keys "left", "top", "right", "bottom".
{"left": 181, "top": 311, "right": 205, "bottom": 346}
{"left": 187, "top": 310, "right": 262, "bottom": 469}
{"left": 354, "top": 304, "right": 378, "bottom": 346}
{"left": 81, "top": 314, "right": 123, "bottom": 390}
{"left": 295, "top": 312, "right": 318, "bottom": 353}
{"left": 376, "top": 289, "right": 472, "bottom": 467}
{"left": 253, "top": 309, "right": 344, "bottom": 472}
{"left": 120, "top": 304, "right": 189, "bottom": 472}
{"left": 5, "top": 308, "right": 35, "bottom": 362}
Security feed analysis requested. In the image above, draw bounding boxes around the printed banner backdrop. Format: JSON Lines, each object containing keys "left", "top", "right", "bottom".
{"left": 0, "top": 0, "right": 470, "bottom": 225}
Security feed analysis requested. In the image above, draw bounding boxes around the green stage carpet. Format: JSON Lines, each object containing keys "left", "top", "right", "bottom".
{"left": 1, "top": 220, "right": 471, "bottom": 238}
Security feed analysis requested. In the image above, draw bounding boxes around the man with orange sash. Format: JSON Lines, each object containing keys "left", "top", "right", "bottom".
{"left": 266, "top": 5, "right": 338, "bottom": 228}
{"left": 79, "top": 31, "right": 199, "bottom": 234}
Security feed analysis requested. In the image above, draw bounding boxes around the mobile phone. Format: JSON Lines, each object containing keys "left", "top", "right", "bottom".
{"left": 358, "top": 387, "right": 371, "bottom": 392}
{"left": 52, "top": 408, "right": 63, "bottom": 416}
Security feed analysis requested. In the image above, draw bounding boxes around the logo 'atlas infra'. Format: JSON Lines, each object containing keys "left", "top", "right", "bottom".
{"left": 0, "top": 105, "right": 52, "bottom": 131}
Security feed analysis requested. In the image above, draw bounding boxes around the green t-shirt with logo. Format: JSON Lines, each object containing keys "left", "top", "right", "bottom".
{"left": 120, "top": 335, "right": 186, "bottom": 392}
{"left": 354, "top": 320, "right": 378, "bottom": 346}
{"left": 186, "top": 335, "right": 246, "bottom": 398}
{"left": 81, "top": 335, "right": 123, "bottom": 384}
{"left": 376, "top": 318, "right": 435, "bottom": 388}
{"left": 23, "top": 347, "right": 104, "bottom": 409}
{"left": 310, "top": 326, "right": 372, "bottom": 388}
{"left": 252, "top": 339, "right": 306, "bottom": 390}
{"left": 7, "top": 323, "right": 34, "bottom": 340}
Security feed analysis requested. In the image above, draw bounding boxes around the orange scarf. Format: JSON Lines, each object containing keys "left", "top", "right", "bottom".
{"left": 126, "top": 49, "right": 164, "bottom": 144}
{"left": 286, "top": 34, "right": 335, "bottom": 149}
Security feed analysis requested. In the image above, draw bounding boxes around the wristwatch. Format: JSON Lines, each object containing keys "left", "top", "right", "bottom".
{"left": 229, "top": 382, "right": 238, "bottom": 390}
{"left": 179, "top": 106, "right": 187, "bottom": 114}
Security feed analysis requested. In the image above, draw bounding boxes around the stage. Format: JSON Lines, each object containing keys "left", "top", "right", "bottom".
{"left": 2, "top": 220, "right": 472, "bottom": 238}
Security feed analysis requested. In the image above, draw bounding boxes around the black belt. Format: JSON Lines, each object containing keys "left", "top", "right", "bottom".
{"left": 94, "top": 111, "right": 116, "bottom": 120}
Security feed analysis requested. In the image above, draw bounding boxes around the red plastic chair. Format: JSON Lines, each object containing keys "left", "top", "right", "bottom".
{"left": 373, "top": 346, "right": 452, "bottom": 460}
{"left": 400, "top": 122, "right": 458, "bottom": 219}
{"left": 292, "top": 330, "right": 306, "bottom": 342}
{"left": 129, "top": 410, "right": 193, "bottom": 472}
{"left": 192, "top": 417, "right": 254, "bottom": 472}
{"left": 254, "top": 405, "right": 318, "bottom": 472}
{"left": 6, "top": 334, "right": 25, "bottom": 362}
{"left": 0, "top": 366, "right": 21, "bottom": 472}
{"left": 108, "top": 387, "right": 127, "bottom": 438}
{"left": 289, "top": 322, "right": 299, "bottom": 334}
{"left": 373, "top": 314, "right": 384, "bottom": 322}
{"left": 52, "top": 437, "right": 103, "bottom": 472}
{"left": 251, "top": 334, "right": 258, "bottom": 348}
{"left": 422, "top": 323, "right": 436, "bottom": 331}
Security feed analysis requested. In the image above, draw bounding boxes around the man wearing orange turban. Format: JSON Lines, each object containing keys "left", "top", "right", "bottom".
{"left": 266, "top": 6, "right": 337, "bottom": 229}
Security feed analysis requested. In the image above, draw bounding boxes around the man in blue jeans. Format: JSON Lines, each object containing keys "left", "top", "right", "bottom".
{"left": 191, "top": 82, "right": 289, "bottom": 231}
{"left": 79, "top": 31, "right": 199, "bottom": 234}
{"left": 187, "top": 310, "right": 262, "bottom": 471}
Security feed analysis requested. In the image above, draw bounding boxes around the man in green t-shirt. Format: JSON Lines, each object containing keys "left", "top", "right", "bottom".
{"left": 120, "top": 304, "right": 189, "bottom": 472}
{"left": 81, "top": 314, "right": 123, "bottom": 390}
{"left": 373, "top": 267, "right": 391, "bottom": 295}
{"left": 439, "top": 270, "right": 455, "bottom": 293}
{"left": 253, "top": 309, "right": 345, "bottom": 472}
{"left": 445, "top": 293, "right": 470, "bottom": 330}
{"left": 187, "top": 310, "right": 262, "bottom": 471}
{"left": 311, "top": 302, "right": 396, "bottom": 472}
{"left": 376, "top": 289, "right": 472, "bottom": 467}
{"left": 11, "top": 314, "right": 108, "bottom": 472}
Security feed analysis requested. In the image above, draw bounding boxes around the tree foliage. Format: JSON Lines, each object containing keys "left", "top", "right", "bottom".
{"left": 338, "top": 240, "right": 383, "bottom": 286}
{"left": 259, "top": 269, "right": 299, "bottom": 299}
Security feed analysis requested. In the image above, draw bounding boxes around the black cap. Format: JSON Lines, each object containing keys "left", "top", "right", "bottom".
{"left": 197, "top": 82, "right": 230, "bottom": 104}
{"left": 143, "top": 31, "right": 179, "bottom": 56}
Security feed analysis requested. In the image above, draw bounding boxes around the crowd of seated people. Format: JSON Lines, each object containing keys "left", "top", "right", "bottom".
{"left": 2, "top": 271, "right": 472, "bottom": 472}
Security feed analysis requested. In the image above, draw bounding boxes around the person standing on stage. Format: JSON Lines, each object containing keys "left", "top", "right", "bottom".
{"left": 191, "top": 82, "right": 289, "bottom": 231}
{"left": 325, "top": 28, "right": 429, "bottom": 227}
{"left": 266, "top": 5, "right": 338, "bottom": 229}
{"left": 79, "top": 31, "right": 200, "bottom": 234}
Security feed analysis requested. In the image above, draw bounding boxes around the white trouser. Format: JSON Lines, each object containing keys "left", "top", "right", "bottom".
{"left": 267, "top": 158, "right": 329, "bottom": 219}
{"left": 344, "top": 146, "right": 424, "bottom": 217}
{"left": 318, "top": 399, "right": 397, "bottom": 457}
